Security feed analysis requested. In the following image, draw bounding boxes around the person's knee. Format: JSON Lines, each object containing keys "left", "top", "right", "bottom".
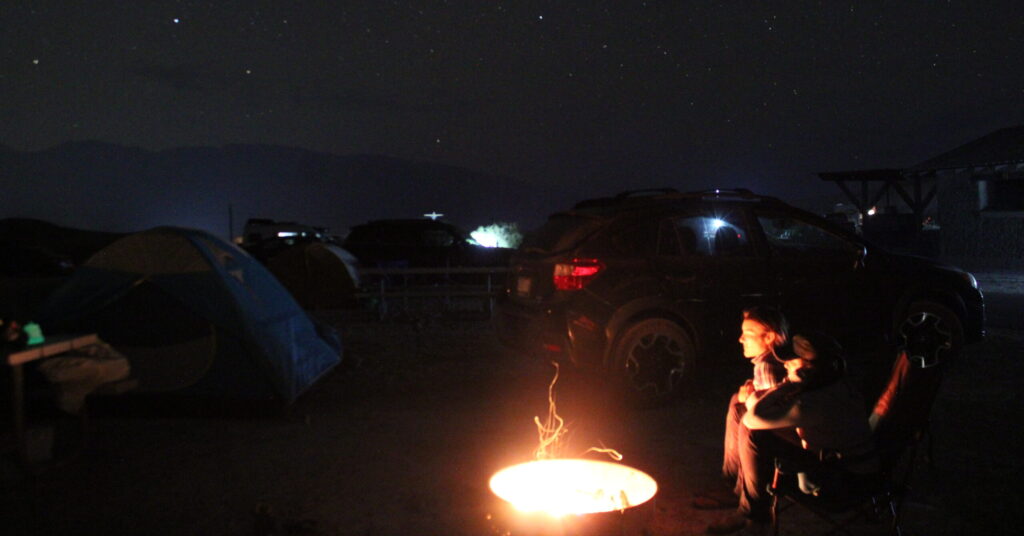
{"left": 726, "top": 394, "right": 746, "bottom": 421}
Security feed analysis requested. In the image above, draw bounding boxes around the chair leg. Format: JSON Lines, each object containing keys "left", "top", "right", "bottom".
{"left": 770, "top": 465, "right": 782, "bottom": 536}
{"left": 925, "top": 427, "right": 935, "bottom": 469}
{"left": 771, "top": 494, "right": 780, "bottom": 536}
{"left": 888, "top": 494, "right": 902, "bottom": 536}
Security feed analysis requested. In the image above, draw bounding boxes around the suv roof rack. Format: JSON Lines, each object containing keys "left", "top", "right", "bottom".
{"left": 570, "top": 187, "right": 776, "bottom": 211}
{"left": 693, "top": 188, "right": 768, "bottom": 202}
{"left": 573, "top": 188, "right": 681, "bottom": 209}
{"left": 694, "top": 188, "right": 754, "bottom": 196}
{"left": 613, "top": 188, "right": 680, "bottom": 199}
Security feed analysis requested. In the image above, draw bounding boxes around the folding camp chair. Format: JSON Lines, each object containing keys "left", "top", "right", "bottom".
{"left": 768, "top": 310, "right": 952, "bottom": 536}
{"left": 768, "top": 441, "right": 901, "bottom": 536}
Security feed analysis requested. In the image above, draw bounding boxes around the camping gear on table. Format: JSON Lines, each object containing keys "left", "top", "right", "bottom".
{"left": 39, "top": 227, "right": 341, "bottom": 403}
{"left": 36, "top": 340, "right": 130, "bottom": 414}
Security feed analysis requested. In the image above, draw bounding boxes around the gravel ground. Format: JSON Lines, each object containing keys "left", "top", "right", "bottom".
{"left": 2, "top": 313, "right": 1022, "bottom": 535}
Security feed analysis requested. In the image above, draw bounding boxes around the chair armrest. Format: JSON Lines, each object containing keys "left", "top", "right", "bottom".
{"left": 773, "top": 455, "right": 821, "bottom": 474}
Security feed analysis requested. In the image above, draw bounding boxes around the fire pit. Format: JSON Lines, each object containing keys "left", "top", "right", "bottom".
{"left": 489, "top": 362, "right": 658, "bottom": 526}
{"left": 489, "top": 458, "right": 658, "bottom": 517}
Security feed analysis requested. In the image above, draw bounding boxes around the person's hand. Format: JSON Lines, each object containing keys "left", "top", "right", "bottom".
{"left": 737, "top": 379, "right": 754, "bottom": 404}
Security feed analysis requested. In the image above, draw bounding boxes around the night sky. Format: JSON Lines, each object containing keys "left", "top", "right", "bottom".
{"left": 3, "top": 1, "right": 1024, "bottom": 232}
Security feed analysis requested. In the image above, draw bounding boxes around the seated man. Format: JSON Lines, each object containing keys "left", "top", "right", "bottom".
{"left": 706, "top": 332, "right": 877, "bottom": 535}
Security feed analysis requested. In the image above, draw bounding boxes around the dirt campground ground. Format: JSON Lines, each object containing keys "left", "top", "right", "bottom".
{"left": 2, "top": 309, "right": 1023, "bottom": 536}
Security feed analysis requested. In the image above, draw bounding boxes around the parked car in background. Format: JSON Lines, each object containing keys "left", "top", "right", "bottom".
{"left": 342, "top": 219, "right": 512, "bottom": 268}
{"left": 241, "top": 218, "right": 332, "bottom": 261}
{"left": 0, "top": 240, "right": 75, "bottom": 277}
{"left": 495, "top": 188, "right": 984, "bottom": 405}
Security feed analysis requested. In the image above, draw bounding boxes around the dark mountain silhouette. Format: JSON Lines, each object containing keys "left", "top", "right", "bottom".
{"left": 0, "top": 218, "right": 124, "bottom": 265}
{"left": 0, "top": 141, "right": 527, "bottom": 239}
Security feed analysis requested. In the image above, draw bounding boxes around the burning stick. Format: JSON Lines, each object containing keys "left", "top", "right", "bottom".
{"left": 583, "top": 444, "right": 623, "bottom": 461}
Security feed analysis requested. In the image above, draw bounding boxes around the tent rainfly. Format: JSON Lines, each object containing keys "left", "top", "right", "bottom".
{"left": 40, "top": 227, "right": 341, "bottom": 403}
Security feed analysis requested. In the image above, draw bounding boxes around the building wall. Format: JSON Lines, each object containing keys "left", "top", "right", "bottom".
{"left": 938, "top": 174, "right": 1024, "bottom": 270}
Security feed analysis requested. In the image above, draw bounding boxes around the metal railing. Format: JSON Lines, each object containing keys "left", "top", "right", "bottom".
{"left": 355, "top": 266, "right": 509, "bottom": 320}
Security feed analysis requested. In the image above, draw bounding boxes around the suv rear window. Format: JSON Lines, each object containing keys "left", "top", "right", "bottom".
{"left": 670, "top": 215, "right": 751, "bottom": 256}
{"left": 521, "top": 214, "right": 604, "bottom": 254}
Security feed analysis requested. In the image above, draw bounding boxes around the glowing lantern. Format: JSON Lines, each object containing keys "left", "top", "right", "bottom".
{"left": 489, "top": 458, "right": 658, "bottom": 517}
{"left": 470, "top": 229, "right": 501, "bottom": 248}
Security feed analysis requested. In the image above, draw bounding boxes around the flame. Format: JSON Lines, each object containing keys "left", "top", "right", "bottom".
{"left": 533, "top": 362, "right": 569, "bottom": 459}
{"left": 533, "top": 362, "right": 622, "bottom": 461}
{"left": 489, "top": 459, "right": 657, "bottom": 516}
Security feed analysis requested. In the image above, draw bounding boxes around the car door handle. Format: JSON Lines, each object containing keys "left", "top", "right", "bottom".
{"left": 741, "top": 292, "right": 766, "bottom": 297}
{"left": 666, "top": 275, "right": 696, "bottom": 283}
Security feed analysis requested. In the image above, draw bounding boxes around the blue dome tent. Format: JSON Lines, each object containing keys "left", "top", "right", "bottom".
{"left": 40, "top": 227, "right": 341, "bottom": 403}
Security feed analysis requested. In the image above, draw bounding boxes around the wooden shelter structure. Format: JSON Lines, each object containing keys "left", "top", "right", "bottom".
{"left": 819, "top": 126, "right": 1024, "bottom": 267}
{"left": 818, "top": 168, "right": 936, "bottom": 225}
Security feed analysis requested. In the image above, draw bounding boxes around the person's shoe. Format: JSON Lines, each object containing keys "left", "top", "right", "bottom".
{"left": 692, "top": 492, "right": 740, "bottom": 510}
{"left": 705, "top": 511, "right": 749, "bottom": 534}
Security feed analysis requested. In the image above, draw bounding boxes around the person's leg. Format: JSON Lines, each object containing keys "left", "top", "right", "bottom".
{"left": 695, "top": 392, "right": 745, "bottom": 511}
{"left": 732, "top": 420, "right": 749, "bottom": 497}
{"left": 736, "top": 428, "right": 807, "bottom": 523}
{"left": 722, "top": 392, "right": 744, "bottom": 478}
{"left": 708, "top": 426, "right": 784, "bottom": 534}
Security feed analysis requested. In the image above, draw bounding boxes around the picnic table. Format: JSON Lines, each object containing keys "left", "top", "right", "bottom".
{"left": 4, "top": 333, "right": 135, "bottom": 463}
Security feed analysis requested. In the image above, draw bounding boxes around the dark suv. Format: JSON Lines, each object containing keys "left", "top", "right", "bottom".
{"left": 496, "top": 189, "right": 984, "bottom": 405}
{"left": 343, "top": 219, "right": 512, "bottom": 268}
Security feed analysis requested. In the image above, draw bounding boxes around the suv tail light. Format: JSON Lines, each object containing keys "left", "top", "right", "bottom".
{"left": 553, "top": 258, "right": 604, "bottom": 291}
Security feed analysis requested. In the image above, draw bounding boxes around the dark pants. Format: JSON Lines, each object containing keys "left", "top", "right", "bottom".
{"left": 736, "top": 426, "right": 808, "bottom": 522}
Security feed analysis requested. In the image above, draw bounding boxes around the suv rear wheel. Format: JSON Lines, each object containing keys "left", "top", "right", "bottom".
{"left": 609, "top": 318, "right": 695, "bottom": 406}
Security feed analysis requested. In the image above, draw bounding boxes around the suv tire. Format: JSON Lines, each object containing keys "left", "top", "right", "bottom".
{"left": 609, "top": 318, "right": 695, "bottom": 406}
{"left": 898, "top": 300, "right": 963, "bottom": 366}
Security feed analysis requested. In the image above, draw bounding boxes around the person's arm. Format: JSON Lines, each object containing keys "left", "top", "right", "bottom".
{"left": 742, "top": 383, "right": 819, "bottom": 430}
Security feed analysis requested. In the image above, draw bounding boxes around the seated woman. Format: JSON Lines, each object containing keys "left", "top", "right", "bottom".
{"left": 707, "top": 332, "right": 877, "bottom": 535}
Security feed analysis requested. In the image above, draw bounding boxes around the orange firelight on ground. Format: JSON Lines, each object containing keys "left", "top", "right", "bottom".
{"left": 489, "top": 458, "right": 658, "bottom": 517}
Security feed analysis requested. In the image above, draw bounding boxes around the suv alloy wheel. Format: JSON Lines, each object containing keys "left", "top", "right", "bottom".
{"left": 609, "top": 318, "right": 695, "bottom": 406}
{"left": 898, "top": 300, "right": 963, "bottom": 367}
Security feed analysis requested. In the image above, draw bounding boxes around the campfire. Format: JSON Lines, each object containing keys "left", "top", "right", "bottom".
{"left": 489, "top": 364, "right": 658, "bottom": 517}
